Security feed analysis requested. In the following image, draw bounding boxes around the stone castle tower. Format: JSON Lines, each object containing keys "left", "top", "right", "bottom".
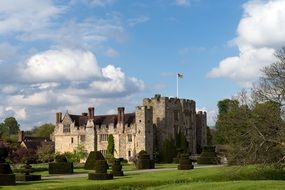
{"left": 53, "top": 94, "right": 207, "bottom": 160}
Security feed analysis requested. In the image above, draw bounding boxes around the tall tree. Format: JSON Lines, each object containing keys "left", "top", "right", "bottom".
{"left": 30, "top": 123, "right": 55, "bottom": 138}
{"left": 107, "top": 134, "right": 115, "bottom": 156}
{"left": 2, "top": 117, "right": 20, "bottom": 135}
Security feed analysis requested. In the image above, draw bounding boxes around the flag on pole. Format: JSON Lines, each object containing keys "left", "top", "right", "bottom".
{"left": 177, "top": 73, "right": 183, "bottom": 78}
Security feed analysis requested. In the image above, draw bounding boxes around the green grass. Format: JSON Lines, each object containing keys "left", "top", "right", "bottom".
{"left": 2, "top": 165, "right": 285, "bottom": 190}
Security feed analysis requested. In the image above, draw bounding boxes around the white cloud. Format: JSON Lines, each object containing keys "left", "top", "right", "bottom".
{"left": 0, "top": 0, "right": 64, "bottom": 34}
{"left": 7, "top": 91, "right": 50, "bottom": 106}
{"left": 1, "top": 85, "right": 18, "bottom": 94}
{"left": 208, "top": 0, "right": 285, "bottom": 86}
{"left": 90, "top": 65, "right": 144, "bottom": 94}
{"left": 175, "top": 0, "right": 190, "bottom": 7}
{"left": 21, "top": 49, "right": 102, "bottom": 82}
{"left": 5, "top": 106, "right": 27, "bottom": 120}
{"left": 127, "top": 16, "right": 149, "bottom": 27}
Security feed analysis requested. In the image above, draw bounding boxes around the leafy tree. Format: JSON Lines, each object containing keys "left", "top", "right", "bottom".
{"left": 37, "top": 142, "right": 55, "bottom": 163}
{"left": 30, "top": 123, "right": 55, "bottom": 138}
{"left": 3, "top": 117, "right": 20, "bottom": 135}
{"left": 64, "top": 144, "right": 88, "bottom": 163}
{"left": 107, "top": 134, "right": 115, "bottom": 156}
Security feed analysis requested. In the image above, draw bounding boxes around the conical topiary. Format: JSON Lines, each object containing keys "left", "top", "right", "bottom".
{"left": 84, "top": 151, "right": 105, "bottom": 170}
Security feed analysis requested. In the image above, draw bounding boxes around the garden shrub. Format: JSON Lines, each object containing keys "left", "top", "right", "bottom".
{"left": 197, "top": 146, "right": 220, "bottom": 165}
{"left": 0, "top": 147, "right": 15, "bottom": 185}
{"left": 49, "top": 154, "right": 73, "bottom": 174}
{"left": 84, "top": 151, "right": 105, "bottom": 170}
{"left": 111, "top": 159, "right": 124, "bottom": 176}
{"left": 136, "top": 150, "right": 155, "bottom": 169}
{"left": 88, "top": 159, "right": 113, "bottom": 180}
{"left": 178, "top": 154, "right": 194, "bottom": 170}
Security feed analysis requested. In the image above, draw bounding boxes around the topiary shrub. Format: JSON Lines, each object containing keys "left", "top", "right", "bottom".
{"left": 111, "top": 159, "right": 124, "bottom": 176}
{"left": 55, "top": 154, "right": 68, "bottom": 163}
{"left": 49, "top": 154, "right": 73, "bottom": 174}
{"left": 88, "top": 159, "right": 113, "bottom": 180}
{"left": 197, "top": 146, "right": 220, "bottom": 165}
{"left": 0, "top": 147, "right": 15, "bottom": 185}
{"left": 16, "top": 161, "right": 41, "bottom": 181}
{"left": 136, "top": 150, "right": 155, "bottom": 169}
{"left": 84, "top": 151, "right": 105, "bottom": 170}
{"left": 178, "top": 154, "right": 194, "bottom": 170}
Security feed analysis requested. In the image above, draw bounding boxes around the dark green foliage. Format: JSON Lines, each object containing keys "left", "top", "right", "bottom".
{"left": 88, "top": 173, "right": 113, "bottom": 180}
{"left": 48, "top": 162, "right": 74, "bottom": 174}
{"left": 29, "top": 123, "right": 55, "bottom": 138}
{"left": 107, "top": 134, "right": 115, "bottom": 155}
{"left": 95, "top": 160, "right": 109, "bottom": 173}
{"left": 136, "top": 151, "right": 155, "bottom": 169}
{"left": 197, "top": 146, "right": 219, "bottom": 165}
{"left": 111, "top": 159, "right": 124, "bottom": 176}
{"left": 0, "top": 147, "right": 15, "bottom": 185}
{"left": 175, "top": 132, "right": 188, "bottom": 153}
{"left": 0, "top": 163, "right": 12, "bottom": 174}
{"left": 178, "top": 154, "right": 194, "bottom": 170}
{"left": 88, "top": 159, "right": 113, "bottom": 180}
{"left": 0, "top": 174, "right": 16, "bottom": 185}
{"left": 16, "top": 174, "right": 41, "bottom": 181}
{"left": 161, "top": 139, "right": 176, "bottom": 163}
{"left": 0, "top": 147, "right": 8, "bottom": 163}
{"left": 84, "top": 151, "right": 105, "bottom": 170}
{"left": 55, "top": 154, "right": 68, "bottom": 163}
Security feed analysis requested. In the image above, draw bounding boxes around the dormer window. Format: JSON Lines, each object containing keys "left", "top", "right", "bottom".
{"left": 63, "top": 124, "right": 70, "bottom": 133}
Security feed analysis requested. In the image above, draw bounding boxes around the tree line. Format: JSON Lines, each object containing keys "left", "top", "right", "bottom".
{"left": 215, "top": 48, "right": 285, "bottom": 166}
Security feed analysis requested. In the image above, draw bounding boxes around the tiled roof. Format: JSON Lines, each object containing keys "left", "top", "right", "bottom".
{"left": 68, "top": 113, "right": 136, "bottom": 127}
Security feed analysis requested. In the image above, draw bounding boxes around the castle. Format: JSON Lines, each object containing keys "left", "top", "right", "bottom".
{"left": 54, "top": 94, "right": 207, "bottom": 160}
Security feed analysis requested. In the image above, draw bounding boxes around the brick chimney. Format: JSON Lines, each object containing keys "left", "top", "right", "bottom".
{"left": 117, "top": 107, "right": 125, "bottom": 124}
{"left": 88, "top": 107, "right": 95, "bottom": 120}
{"left": 18, "top": 130, "right": 25, "bottom": 142}
{"left": 56, "top": 112, "right": 62, "bottom": 124}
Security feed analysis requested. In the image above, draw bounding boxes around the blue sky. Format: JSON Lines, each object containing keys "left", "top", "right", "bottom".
{"left": 0, "top": 0, "right": 285, "bottom": 129}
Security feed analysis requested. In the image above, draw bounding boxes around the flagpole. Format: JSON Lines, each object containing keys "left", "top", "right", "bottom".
{"left": 176, "top": 73, "right": 179, "bottom": 98}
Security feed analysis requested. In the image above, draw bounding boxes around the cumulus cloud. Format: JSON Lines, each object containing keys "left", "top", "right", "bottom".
{"left": 21, "top": 49, "right": 102, "bottom": 82}
{"left": 208, "top": 0, "right": 285, "bottom": 86}
{"left": 0, "top": 0, "right": 64, "bottom": 34}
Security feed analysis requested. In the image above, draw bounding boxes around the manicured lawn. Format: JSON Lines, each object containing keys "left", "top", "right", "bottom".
{"left": 2, "top": 165, "right": 285, "bottom": 190}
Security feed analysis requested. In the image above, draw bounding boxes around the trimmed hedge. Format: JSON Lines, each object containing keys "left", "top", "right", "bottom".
{"left": 48, "top": 162, "right": 74, "bottom": 174}
{"left": 136, "top": 151, "right": 155, "bottom": 169}
{"left": 197, "top": 146, "right": 220, "bottom": 165}
{"left": 178, "top": 154, "right": 194, "bottom": 170}
{"left": 88, "top": 160, "right": 113, "bottom": 180}
{"left": 112, "top": 159, "right": 124, "bottom": 176}
{"left": 16, "top": 174, "right": 41, "bottom": 181}
{"left": 84, "top": 151, "right": 105, "bottom": 170}
{"left": 0, "top": 163, "right": 13, "bottom": 174}
{"left": 88, "top": 173, "right": 113, "bottom": 180}
{"left": 0, "top": 174, "right": 16, "bottom": 185}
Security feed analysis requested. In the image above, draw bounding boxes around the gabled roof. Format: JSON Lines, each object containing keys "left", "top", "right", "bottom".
{"left": 66, "top": 112, "right": 136, "bottom": 127}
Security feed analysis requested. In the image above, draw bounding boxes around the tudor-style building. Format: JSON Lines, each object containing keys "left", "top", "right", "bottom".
{"left": 53, "top": 95, "right": 207, "bottom": 160}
